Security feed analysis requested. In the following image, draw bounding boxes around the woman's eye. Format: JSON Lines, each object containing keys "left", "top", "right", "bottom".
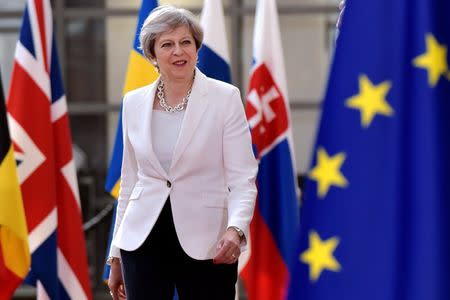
{"left": 161, "top": 43, "right": 171, "bottom": 48}
{"left": 182, "top": 40, "right": 192, "bottom": 45}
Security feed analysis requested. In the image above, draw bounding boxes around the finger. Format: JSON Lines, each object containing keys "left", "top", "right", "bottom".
{"left": 109, "top": 282, "right": 122, "bottom": 300}
{"left": 235, "top": 248, "right": 241, "bottom": 257}
{"left": 108, "top": 280, "right": 118, "bottom": 292}
{"left": 228, "top": 250, "right": 240, "bottom": 264}
{"left": 214, "top": 247, "right": 232, "bottom": 264}
{"left": 224, "top": 245, "right": 236, "bottom": 259}
{"left": 215, "top": 244, "right": 238, "bottom": 264}
{"left": 223, "top": 254, "right": 237, "bottom": 265}
{"left": 214, "top": 233, "right": 241, "bottom": 264}
{"left": 228, "top": 245, "right": 241, "bottom": 264}
{"left": 118, "top": 284, "right": 126, "bottom": 299}
{"left": 213, "top": 239, "right": 229, "bottom": 263}
{"left": 216, "top": 238, "right": 224, "bottom": 250}
{"left": 213, "top": 249, "right": 227, "bottom": 264}
{"left": 222, "top": 239, "right": 239, "bottom": 257}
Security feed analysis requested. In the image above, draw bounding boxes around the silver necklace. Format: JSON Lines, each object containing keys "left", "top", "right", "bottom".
{"left": 157, "top": 78, "right": 193, "bottom": 113}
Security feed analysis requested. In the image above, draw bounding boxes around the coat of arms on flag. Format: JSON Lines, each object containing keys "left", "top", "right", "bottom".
{"left": 240, "top": 1, "right": 300, "bottom": 299}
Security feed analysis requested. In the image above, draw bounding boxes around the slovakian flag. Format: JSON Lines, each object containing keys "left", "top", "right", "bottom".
{"left": 198, "top": 0, "right": 231, "bottom": 83}
{"left": 6, "top": 1, "right": 92, "bottom": 299}
{"left": 240, "top": 0, "right": 300, "bottom": 299}
{"left": 0, "top": 71, "right": 30, "bottom": 299}
{"left": 286, "top": 0, "right": 450, "bottom": 299}
{"left": 103, "top": 0, "right": 160, "bottom": 282}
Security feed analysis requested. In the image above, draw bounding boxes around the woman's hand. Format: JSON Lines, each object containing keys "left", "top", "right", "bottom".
{"left": 108, "top": 259, "right": 127, "bottom": 300}
{"left": 213, "top": 228, "right": 241, "bottom": 264}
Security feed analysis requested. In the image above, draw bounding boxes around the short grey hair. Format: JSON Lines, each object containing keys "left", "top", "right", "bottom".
{"left": 139, "top": 5, "right": 204, "bottom": 61}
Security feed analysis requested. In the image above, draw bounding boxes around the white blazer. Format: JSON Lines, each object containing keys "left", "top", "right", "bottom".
{"left": 110, "top": 69, "right": 258, "bottom": 260}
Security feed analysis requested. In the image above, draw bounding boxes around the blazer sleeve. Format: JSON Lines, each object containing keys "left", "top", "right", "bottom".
{"left": 223, "top": 87, "right": 258, "bottom": 244}
{"left": 109, "top": 97, "right": 139, "bottom": 258}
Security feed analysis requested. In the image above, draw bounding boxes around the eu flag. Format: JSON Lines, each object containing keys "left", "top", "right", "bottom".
{"left": 287, "top": 0, "right": 450, "bottom": 299}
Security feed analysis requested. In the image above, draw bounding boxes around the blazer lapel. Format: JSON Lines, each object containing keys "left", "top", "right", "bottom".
{"left": 140, "top": 79, "right": 169, "bottom": 178}
{"left": 170, "top": 69, "right": 209, "bottom": 172}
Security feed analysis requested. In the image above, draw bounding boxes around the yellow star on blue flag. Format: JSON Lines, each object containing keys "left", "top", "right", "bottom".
{"left": 345, "top": 75, "right": 394, "bottom": 128}
{"left": 286, "top": 1, "right": 450, "bottom": 300}
{"left": 413, "top": 33, "right": 449, "bottom": 86}
{"left": 309, "top": 147, "right": 348, "bottom": 198}
{"left": 300, "top": 231, "right": 341, "bottom": 281}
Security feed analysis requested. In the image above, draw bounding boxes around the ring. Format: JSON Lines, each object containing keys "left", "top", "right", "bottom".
{"left": 110, "top": 291, "right": 113, "bottom": 296}
{"left": 231, "top": 253, "right": 236, "bottom": 258}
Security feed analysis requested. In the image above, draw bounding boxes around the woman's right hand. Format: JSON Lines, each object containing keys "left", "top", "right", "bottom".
{"left": 108, "top": 259, "right": 126, "bottom": 300}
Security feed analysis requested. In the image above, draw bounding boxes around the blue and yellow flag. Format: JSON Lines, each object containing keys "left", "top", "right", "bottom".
{"left": 103, "top": 0, "right": 159, "bottom": 282}
{"left": 104, "top": 0, "right": 159, "bottom": 199}
{"left": 287, "top": 0, "right": 450, "bottom": 299}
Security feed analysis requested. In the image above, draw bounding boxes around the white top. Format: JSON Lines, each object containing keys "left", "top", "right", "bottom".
{"left": 151, "top": 109, "right": 185, "bottom": 173}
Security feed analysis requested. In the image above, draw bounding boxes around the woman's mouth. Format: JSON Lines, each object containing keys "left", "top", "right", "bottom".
{"left": 173, "top": 60, "right": 187, "bottom": 66}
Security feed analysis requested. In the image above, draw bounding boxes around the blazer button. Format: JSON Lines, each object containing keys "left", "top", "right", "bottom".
{"left": 166, "top": 181, "right": 172, "bottom": 188}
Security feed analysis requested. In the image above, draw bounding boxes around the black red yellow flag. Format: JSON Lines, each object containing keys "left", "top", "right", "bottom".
{"left": 0, "top": 71, "right": 30, "bottom": 299}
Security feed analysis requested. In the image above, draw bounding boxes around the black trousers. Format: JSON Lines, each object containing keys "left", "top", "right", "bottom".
{"left": 120, "top": 199, "right": 238, "bottom": 300}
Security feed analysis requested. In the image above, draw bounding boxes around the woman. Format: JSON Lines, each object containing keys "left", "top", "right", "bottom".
{"left": 107, "top": 5, "right": 258, "bottom": 300}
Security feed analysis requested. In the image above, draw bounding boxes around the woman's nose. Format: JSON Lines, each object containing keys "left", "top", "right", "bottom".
{"left": 173, "top": 44, "right": 183, "bottom": 55}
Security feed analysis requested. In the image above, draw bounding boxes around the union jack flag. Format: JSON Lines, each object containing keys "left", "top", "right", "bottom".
{"left": 6, "top": 1, "right": 92, "bottom": 299}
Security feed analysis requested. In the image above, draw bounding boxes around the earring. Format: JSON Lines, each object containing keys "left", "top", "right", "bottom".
{"left": 152, "top": 60, "right": 160, "bottom": 72}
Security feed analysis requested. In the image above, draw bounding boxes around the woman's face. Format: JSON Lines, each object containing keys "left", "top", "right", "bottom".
{"left": 153, "top": 25, "right": 198, "bottom": 82}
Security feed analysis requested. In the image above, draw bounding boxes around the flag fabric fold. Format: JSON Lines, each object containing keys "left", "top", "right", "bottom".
{"left": 287, "top": 0, "right": 450, "bottom": 299}
{"left": 7, "top": 1, "right": 91, "bottom": 299}
{"left": 103, "top": 0, "right": 159, "bottom": 282}
{"left": 0, "top": 71, "right": 30, "bottom": 300}
{"left": 240, "top": 0, "right": 300, "bottom": 299}
{"left": 198, "top": 0, "right": 231, "bottom": 83}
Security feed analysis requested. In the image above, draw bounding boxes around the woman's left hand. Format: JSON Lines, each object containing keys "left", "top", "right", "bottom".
{"left": 213, "top": 228, "right": 241, "bottom": 264}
